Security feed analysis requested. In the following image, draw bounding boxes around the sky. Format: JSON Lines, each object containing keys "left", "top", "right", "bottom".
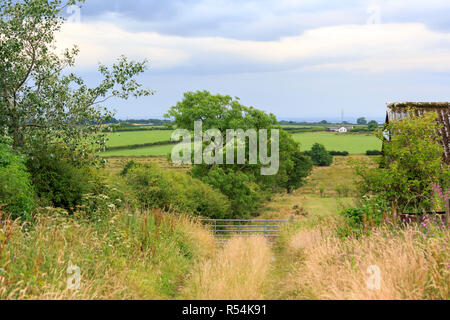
{"left": 57, "top": 0, "right": 450, "bottom": 122}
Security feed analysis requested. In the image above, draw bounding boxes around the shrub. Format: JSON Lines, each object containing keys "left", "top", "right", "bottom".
{"left": 334, "top": 184, "right": 351, "bottom": 197}
{"left": 193, "top": 166, "right": 266, "bottom": 218}
{"left": 0, "top": 137, "right": 35, "bottom": 220}
{"left": 329, "top": 151, "right": 349, "bottom": 156}
{"left": 309, "top": 143, "right": 333, "bottom": 166}
{"left": 366, "top": 150, "right": 382, "bottom": 156}
{"left": 356, "top": 111, "right": 449, "bottom": 212}
{"left": 120, "top": 160, "right": 137, "bottom": 176}
{"left": 339, "top": 195, "right": 392, "bottom": 236}
{"left": 319, "top": 183, "right": 326, "bottom": 198}
{"left": 125, "top": 164, "right": 232, "bottom": 219}
{"left": 350, "top": 127, "right": 370, "bottom": 133}
{"left": 26, "top": 152, "right": 103, "bottom": 212}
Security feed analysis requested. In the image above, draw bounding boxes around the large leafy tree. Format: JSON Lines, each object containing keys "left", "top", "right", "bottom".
{"left": 166, "top": 90, "right": 312, "bottom": 217}
{"left": 0, "top": 0, "right": 153, "bottom": 164}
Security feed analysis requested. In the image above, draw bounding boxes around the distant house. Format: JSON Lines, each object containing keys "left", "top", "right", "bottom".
{"left": 385, "top": 102, "right": 450, "bottom": 164}
{"left": 328, "top": 126, "right": 354, "bottom": 133}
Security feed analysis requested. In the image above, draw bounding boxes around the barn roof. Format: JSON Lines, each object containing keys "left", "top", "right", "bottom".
{"left": 386, "top": 102, "right": 450, "bottom": 164}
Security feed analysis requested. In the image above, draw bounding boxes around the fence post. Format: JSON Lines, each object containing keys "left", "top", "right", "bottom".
{"left": 264, "top": 220, "right": 267, "bottom": 239}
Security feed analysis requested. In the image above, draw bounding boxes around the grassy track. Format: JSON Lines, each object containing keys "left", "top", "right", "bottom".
{"left": 292, "top": 132, "right": 381, "bottom": 154}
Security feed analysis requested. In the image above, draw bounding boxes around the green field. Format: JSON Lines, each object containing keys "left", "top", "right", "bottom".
{"left": 102, "top": 130, "right": 381, "bottom": 157}
{"left": 292, "top": 132, "right": 381, "bottom": 154}
{"left": 106, "top": 130, "right": 173, "bottom": 147}
{"left": 102, "top": 144, "right": 175, "bottom": 157}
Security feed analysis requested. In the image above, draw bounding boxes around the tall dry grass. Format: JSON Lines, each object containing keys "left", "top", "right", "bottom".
{"left": 182, "top": 236, "right": 273, "bottom": 300}
{"left": 279, "top": 225, "right": 449, "bottom": 300}
{"left": 0, "top": 208, "right": 215, "bottom": 300}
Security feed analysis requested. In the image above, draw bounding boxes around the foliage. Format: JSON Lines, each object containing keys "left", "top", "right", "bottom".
{"left": 334, "top": 184, "right": 352, "bottom": 198}
{"left": 350, "top": 127, "right": 370, "bottom": 133}
{"left": 120, "top": 160, "right": 137, "bottom": 176}
{"left": 357, "top": 117, "right": 367, "bottom": 125}
{"left": 191, "top": 166, "right": 266, "bottom": 218}
{"left": 318, "top": 183, "right": 326, "bottom": 198}
{"left": 0, "top": 0, "right": 152, "bottom": 166}
{"left": 0, "top": 208, "right": 215, "bottom": 299}
{"left": 339, "top": 195, "right": 391, "bottom": 236}
{"left": 355, "top": 110, "right": 449, "bottom": 213}
{"left": 309, "top": 143, "right": 333, "bottom": 166}
{"left": 165, "top": 90, "right": 277, "bottom": 133}
{"left": 0, "top": 137, "right": 35, "bottom": 220}
{"left": 165, "top": 90, "right": 313, "bottom": 217}
{"left": 283, "top": 150, "right": 313, "bottom": 193}
{"left": 366, "top": 150, "right": 382, "bottom": 156}
{"left": 431, "top": 184, "right": 450, "bottom": 212}
{"left": 329, "top": 151, "right": 349, "bottom": 156}
{"left": 125, "top": 163, "right": 232, "bottom": 219}
{"left": 26, "top": 149, "right": 103, "bottom": 212}
{"left": 367, "top": 120, "right": 379, "bottom": 131}
{"left": 305, "top": 149, "right": 348, "bottom": 157}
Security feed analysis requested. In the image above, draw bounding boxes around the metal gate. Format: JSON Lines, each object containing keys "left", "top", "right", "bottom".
{"left": 201, "top": 219, "right": 292, "bottom": 243}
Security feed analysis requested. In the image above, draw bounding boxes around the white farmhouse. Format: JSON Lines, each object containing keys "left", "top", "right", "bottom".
{"left": 328, "top": 126, "right": 354, "bottom": 133}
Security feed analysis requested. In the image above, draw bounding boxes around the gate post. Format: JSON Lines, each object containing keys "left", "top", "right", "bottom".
{"left": 264, "top": 220, "right": 267, "bottom": 238}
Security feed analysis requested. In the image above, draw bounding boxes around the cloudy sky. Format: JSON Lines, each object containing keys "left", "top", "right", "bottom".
{"left": 58, "top": 0, "right": 450, "bottom": 122}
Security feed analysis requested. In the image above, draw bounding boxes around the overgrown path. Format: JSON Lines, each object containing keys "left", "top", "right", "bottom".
{"left": 180, "top": 236, "right": 274, "bottom": 300}
{"left": 181, "top": 156, "right": 359, "bottom": 300}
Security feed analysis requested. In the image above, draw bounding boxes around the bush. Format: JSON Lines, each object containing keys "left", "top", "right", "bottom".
{"left": 0, "top": 137, "right": 35, "bottom": 220}
{"left": 339, "top": 195, "right": 392, "bottom": 236}
{"left": 125, "top": 164, "right": 232, "bottom": 219}
{"left": 366, "top": 150, "right": 382, "bottom": 156}
{"left": 309, "top": 143, "right": 333, "bottom": 166}
{"left": 120, "top": 160, "right": 137, "bottom": 176}
{"left": 26, "top": 152, "right": 102, "bottom": 212}
{"left": 319, "top": 183, "right": 326, "bottom": 197}
{"left": 356, "top": 111, "right": 448, "bottom": 212}
{"left": 334, "top": 184, "right": 352, "bottom": 197}
{"left": 350, "top": 127, "right": 370, "bottom": 133}
{"left": 192, "top": 166, "right": 266, "bottom": 218}
{"left": 329, "top": 151, "right": 349, "bottom": 156}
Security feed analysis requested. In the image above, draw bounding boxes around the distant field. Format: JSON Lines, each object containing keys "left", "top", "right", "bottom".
{"left": 106, "top": 130, "right": 173, "bottom": 148}
{"left": 292, "top": 132, "right": 381, "bottom": 154}
{"left": 101, "top": 130, "right": 381, "bottom": 157}
{"left": 101, "top": 144, "right": 174, "bottom": 157}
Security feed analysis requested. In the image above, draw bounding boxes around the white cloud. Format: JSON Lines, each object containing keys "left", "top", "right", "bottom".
{"left": 56, "top": 20, "right": 450, "bottom": 73}
{"left": 56, "top": 23, "right": 190, "bottom": 69}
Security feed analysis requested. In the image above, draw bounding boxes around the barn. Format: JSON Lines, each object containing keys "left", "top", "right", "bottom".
{"left": 385, "top": 102, "right": 450, "bottom": 164}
